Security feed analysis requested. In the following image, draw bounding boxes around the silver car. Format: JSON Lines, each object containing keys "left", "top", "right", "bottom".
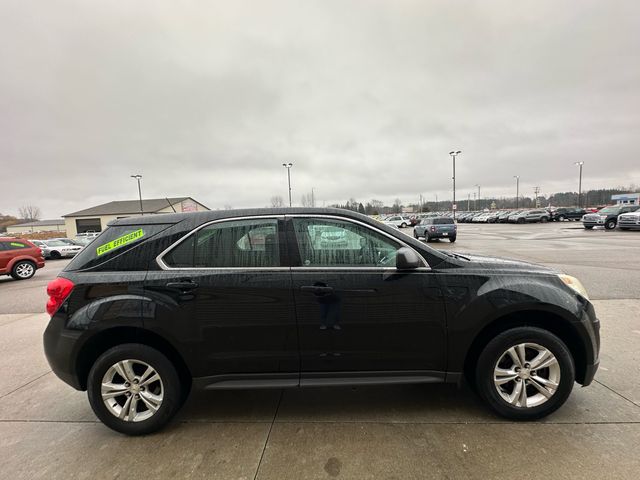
{"left": 33, "top": 239, "right": 83, "bottom": 259}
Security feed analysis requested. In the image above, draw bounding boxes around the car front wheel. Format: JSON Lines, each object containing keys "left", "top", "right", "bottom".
{"left": 605, "top": 220, "right": 616, "bottom": 230}
{"left": 449, "top": 236, "right": 456, "bottom": 243}
{"left": 87, "top": 344, "right": 183, "bottom": 435}
{"left": 475, "top": 327, "right": 575, "bottom": 420}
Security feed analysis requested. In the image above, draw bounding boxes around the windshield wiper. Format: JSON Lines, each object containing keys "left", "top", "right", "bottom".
{"left": 444, "top": 252, "right": 471, "bottom": 261}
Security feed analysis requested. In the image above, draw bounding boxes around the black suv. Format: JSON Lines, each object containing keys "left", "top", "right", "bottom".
{"left": 43, "top": 208, "right": 600, "bottom": 435}
{"left": 551, "top": 207, "right": 587, "bottom": 222}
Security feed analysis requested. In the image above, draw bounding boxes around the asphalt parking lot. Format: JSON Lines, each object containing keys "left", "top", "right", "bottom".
{"left": 1, "top": 222, "right": 639, "bottom": 479}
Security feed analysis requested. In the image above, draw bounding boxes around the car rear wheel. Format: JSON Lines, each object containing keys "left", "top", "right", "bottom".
{"left": 557, "top": 215, "right": 565, "bottom": 221}
{"left": 449, "top": 236, "right": 456, "bottom": 243}
{"left": 49, "top": 250, "right": 62, "bottom": 260}
{"left": 401, "top": 223, "right": 407, "bottom": 228}
{"left": 517, "top": 218, "right": 525, "bottom": 224}
{"left": 87, "top": 344, "right": 183, "bottom": 435}
{"left": 475, "top": 327, "right": 574, "bottom": 420}
{"left": 605, "top": 220, "right": 616, "bottom": 230}
{"left": 540, "top": 217, "right": 548, "bottom": 223}
{"left": 11, "top": 260, "right": 36, "bottom": 280}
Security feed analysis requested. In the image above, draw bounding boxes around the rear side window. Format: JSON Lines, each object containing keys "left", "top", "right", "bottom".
{"left": 163, "top": 218, "right": 280, "bottom": 268}
{"left": 433, "top": 218, "right": 454, "bottom": 225}
{"left": 65, "top": 224, "right": 172, "bottom": 271}
{"left": 0, "top": 240, "right": 31, "bottom": 251}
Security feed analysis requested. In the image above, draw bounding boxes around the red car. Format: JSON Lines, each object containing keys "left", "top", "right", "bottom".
{"left": 0, "top": 237, "right": 45, "bottom": 280}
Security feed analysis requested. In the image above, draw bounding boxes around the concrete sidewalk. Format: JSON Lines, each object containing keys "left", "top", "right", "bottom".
{"left": 0, "top": 299, "right": 639, "bottom": 479}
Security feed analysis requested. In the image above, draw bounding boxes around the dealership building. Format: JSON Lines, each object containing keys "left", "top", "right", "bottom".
{"left": 612, "top": 193, "right": 640, "bottom": 205}
{"left": 63, "top": 197, "right": 209, "bottom": 237}
{"left": 5, "top": 219, "right": 66, "bottom": 235}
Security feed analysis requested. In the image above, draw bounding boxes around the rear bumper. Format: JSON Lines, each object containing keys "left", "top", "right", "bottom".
{"left": 43, "top": 314, "right": 84, "bottom": 390}
{"left": 582, "top": 360, "right": 599, "bottom": 387}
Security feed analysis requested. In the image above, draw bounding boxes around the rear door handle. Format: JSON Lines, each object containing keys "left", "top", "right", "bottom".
{"left": 300, "top": 285, "right": 334, "bottom": 294}
{"left": 166, "top": 281, "right": 199, "bottom": 292}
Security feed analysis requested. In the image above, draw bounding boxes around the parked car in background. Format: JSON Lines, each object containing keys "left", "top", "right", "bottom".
{"left": 382, "top": 215, "right": 412, "bottom": 228}
{"left": 508, "top": 209, "right": 551, "bottom": 224}
{"left": 618, "top": 210, "right": 640, "bottom": 230}
{"left": 582, "top": 205, "right": 640, "bottom": 230}
{"left": 414, "top": 217, "right": 457, "bottom": 242}
{"left": 551, "top": 208, "right": 587, "bottom": 222}
{"left": 51, "top": 238, "right": 86, "bottom": 247}
{"left": 43, "top": 208, "right": 600, "bottom": 435}
{"left": 33, "top": 239, "right": 83, "bottom": 259}
{"left": 0, "top": 237, "right": 45, "bottom": 280}
{"left": 498, "top": 210, "right": 518, "bottom": 223}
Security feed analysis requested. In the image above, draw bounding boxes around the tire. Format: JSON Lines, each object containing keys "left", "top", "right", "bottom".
{"left": 10, "top": 260, "right": 36, "bottom": 280}
{"left": 517, "top": 218, "right": 525, "bottom": 224}
{"left": 557, "top": 215, "right": 565, "bottom": 222}
{"left": 605, "top": 219, "right": 616, "bottom": 230}
{"left": 540, "top": 217, "right": 548, "bottom": 223}
{"left": 425, "top": 237, "right": 432, "bottom": 243}
{"left": 49, "top": 250, "right": 62, "bottom": 260}
{"left": 584, "top": 226, "right": 593, "bottom": 230}
{"left": 475, "top": 327, "right": 575, "bottom": 420}
{"left": 449, "top": 236, "right": 456, "bottom": 243}
{"left": 401, "top": 223, "right": 407, "bottom": 228}
{"left": 87, "top": 344, "right": 183, "bottom": 435}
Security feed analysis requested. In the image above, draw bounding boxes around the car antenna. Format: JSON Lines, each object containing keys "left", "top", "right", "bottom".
{"left": 166, "top": 198, "right": 177, "bottom": 213}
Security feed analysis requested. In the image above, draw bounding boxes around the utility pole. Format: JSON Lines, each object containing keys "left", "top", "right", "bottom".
{"left": 282, "top": 163, "right": 293, "bottom": 207}
{"left": 574, "top": 162, "right": 584, "bottom": 207}
{"left": 130, "top": 174, "right": 143, "bottom": 216}
{"left": 435, "top": 193, "right": 438, "bottom": 212}
{"left": 449, "top": 150, "right": 461, "bottom": 219}
{"left": 514, "top": 175, "right": 520, "bottom": 209}
{"left": 311, "top": 187, "right": 315, "bottom": 207}
{"left": 534, "top": 186, "right": 541, "bottom": 208}
{"left": 467, "top": 193, "right": 470, "bottom": 211}
{"left": 473, "top": 192, "right": 477, "bottom": 210}
{"left": 475, "top": 184, "right": 481, "bottom": 210}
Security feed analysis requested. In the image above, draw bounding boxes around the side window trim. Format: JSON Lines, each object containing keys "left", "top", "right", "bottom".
{"left": 156, "top": 215, "right": 289, "bottom": 270}
{"left": 285, "top": 214, "right": 429, "bottom": 270}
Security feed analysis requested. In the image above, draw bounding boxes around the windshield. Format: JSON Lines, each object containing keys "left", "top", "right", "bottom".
{"left": 598, "top": 207, "right": 620, "bottom": 214}
{"left": 45, "top": 240, "right": 68, "bottom": 246}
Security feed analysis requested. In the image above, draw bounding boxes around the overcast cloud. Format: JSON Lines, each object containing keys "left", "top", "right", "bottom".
{"left": 1, "top": 0, "right": 639, "bottom": 217}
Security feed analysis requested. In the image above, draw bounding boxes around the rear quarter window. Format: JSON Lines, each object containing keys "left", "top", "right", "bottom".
{"left": 64, "top": 224, "right": 173, "bottom": 271}
{"left": 0, "top": 240, "right": 32, "bottom": 251}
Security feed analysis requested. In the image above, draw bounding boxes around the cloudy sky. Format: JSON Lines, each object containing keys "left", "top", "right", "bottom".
{"left": 1, "top": 0, "right": 639, "bottom": 217}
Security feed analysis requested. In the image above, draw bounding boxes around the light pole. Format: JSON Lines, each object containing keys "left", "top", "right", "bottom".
{"left": 574, "top": 162, "right": 584, "bottom": 207}
{"left": 474, "top": 184, "right": 481, "bottom": 210}
{"left": 130, "top": 174, "right": 143, "bottom": 216}
{"left": 449, "top": 150, "right": 461, "bottom": 219}
{"left": 513, "top": 175, "right": 520, "bottom": 209}
{"left": 282, "top": 163, "right": 293, "bottom": 207}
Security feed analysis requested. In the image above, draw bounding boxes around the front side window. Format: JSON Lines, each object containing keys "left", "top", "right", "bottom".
{"left": 163, "top": 218, "right": 280, "bottom": 268}
{"left": 293, "top": 218, "right": 400, "bottom": 267}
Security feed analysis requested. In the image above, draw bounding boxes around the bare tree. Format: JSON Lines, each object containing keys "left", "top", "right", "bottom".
{"left": 19, "top": 205, "right": 41, "bottom": 221}
{"left": 270, "top": 195, "right": 284, "bottom": 208}
{"left": 223, "top": 204, "right": 233, "bottom": 210}
{"left": 393, "top": 198, "right": 402, "bottom": 213}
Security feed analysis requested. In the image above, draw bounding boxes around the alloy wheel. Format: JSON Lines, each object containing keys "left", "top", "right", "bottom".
{"left": 493, "top": 343, "right": 560, "bottom": 408}
{"left": 15, "top": 263, "right": 34, "bottom": 278}
{"left": 101, "top": 359, "right": 164, "bottom": 422}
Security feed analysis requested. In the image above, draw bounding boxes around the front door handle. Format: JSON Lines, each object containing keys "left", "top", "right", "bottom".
{"left": 300, "top": 285, "right": 334, "bottom": 295}
{"left": 166, "top": 281, "right": 199, "bottom": 292}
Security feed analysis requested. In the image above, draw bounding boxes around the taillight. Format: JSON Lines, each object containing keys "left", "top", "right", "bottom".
{"left": 430, "top": 226, "right": 436, "bottom": 232}
{"left": 46, "top": 277, "right": 74, "bottom": 316}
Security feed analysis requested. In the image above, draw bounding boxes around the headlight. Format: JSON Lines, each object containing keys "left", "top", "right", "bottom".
{"left": 558, "top": 274, "right": 589, "bottom": 300}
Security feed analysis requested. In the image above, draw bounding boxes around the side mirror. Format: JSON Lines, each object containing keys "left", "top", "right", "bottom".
{"left": 396, "top": 247, "right": 421, "bottom": 270}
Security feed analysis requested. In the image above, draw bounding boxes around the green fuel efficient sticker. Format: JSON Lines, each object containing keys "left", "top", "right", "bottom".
{"left": 96, "top": 229, "right": 145, "bottom": 256}
{"left": 10, "top": 242, "right": 25, "bottom": 247}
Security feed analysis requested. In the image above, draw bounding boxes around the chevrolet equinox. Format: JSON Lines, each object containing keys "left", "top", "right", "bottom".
{"left": 43, "top": 208, "right": 600, "bottom": 435}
